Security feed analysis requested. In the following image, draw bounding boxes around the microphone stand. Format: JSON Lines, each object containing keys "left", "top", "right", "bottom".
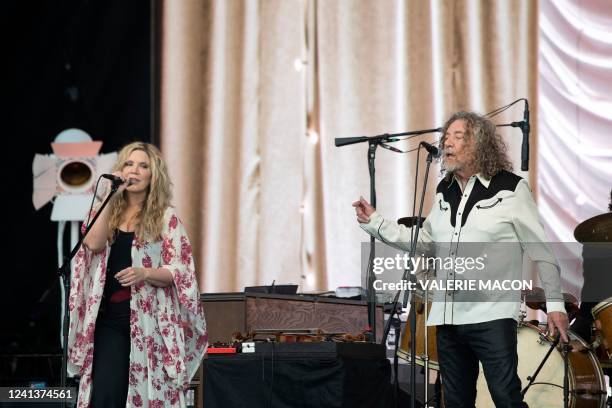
{"left": 58, "top": 180, "right": 122, "bottom": 408}
{"left": 335, "top": 127, "right": 442, "bottom": 148}
{"left": 366, "top": 140, "right": 378, "bottom": 342}
{"left": 336, "top": 128, "right": 440, "bottom": 408}
{"left": 383, "top": 150, "right": 436, "bottom": 408}
{"left": 496, "top": 99, "right": 530, "bottom": 172}
{"left": 335, "top": 129, "right": 437, "bottom": 342}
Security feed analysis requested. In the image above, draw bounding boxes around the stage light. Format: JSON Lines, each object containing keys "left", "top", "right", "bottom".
{"left": 32, "top": 128, "right": 117, "bottom": 221}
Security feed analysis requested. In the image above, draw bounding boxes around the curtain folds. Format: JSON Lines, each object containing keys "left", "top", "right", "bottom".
{"left": 537, "top": 0, "right": 612, "bottom": 298}
{"left": 162, "top": 0, "right": 539, "bottom": 293}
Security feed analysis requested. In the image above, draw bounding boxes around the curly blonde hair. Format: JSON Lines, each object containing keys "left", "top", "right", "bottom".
{"left": 104, "top": 142, "right": 172, "bottom": 242}
{"left": 439, "top": 111, "right": 512, "bottom": 180}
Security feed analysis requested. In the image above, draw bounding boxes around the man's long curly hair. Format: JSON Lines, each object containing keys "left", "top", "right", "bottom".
{"left": 105, "top": 142, "right": 172, "bottom": 243}
{"left": 439, "top": 111, "right": 513, "bottom": 180}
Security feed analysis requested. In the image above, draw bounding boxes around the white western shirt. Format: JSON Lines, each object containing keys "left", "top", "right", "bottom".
{"left": 361, "top": 171, "right": 565, "bottom": 326}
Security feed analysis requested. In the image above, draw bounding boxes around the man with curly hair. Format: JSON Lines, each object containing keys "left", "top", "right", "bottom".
{"left": 354, "top": 111, "right": 568, "bottom": 407}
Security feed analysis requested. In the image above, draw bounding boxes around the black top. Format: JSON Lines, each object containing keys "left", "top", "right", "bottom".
{"left": 100, "top": 230, "right": 134, "bottom": 320}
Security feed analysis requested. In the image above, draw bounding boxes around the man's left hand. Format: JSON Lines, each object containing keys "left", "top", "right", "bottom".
{"left": 547, "top": 311, "right": 569, "bottom": 343}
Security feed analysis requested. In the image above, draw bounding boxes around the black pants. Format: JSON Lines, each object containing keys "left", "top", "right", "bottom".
{"left": 436, "top": 319, "right": 527, "bottom": 408}
{"left": 90, "top": 311, "right": 130, "bottom": 408}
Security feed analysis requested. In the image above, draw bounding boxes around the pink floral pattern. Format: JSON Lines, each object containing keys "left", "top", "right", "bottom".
{"left": 67, "top": 207, "right": 208, "bottom": 407}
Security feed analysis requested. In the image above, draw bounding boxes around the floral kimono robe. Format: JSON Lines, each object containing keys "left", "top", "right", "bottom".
{"left": 67, "top": 207, "right": 208, "bottom": 407}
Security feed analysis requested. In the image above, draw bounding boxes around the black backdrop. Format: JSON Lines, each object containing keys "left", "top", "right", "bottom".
{"left": 3, "top": 0, "right": 156, "bottom": 385}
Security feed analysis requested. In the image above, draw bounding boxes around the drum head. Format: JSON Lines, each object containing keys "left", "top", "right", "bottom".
{"left": 475, "top": 323, "right": 606, "bottom": 408}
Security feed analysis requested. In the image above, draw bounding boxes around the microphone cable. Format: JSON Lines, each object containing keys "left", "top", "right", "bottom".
{"left": 485, "top": 98, "right": 526, "bottom": 118}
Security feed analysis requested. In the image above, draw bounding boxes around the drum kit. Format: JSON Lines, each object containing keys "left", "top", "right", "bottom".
{"left": 397, "top": 211, "right": 612, "bottom": 407}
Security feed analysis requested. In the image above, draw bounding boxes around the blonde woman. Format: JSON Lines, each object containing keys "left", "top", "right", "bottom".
{"left": 67, "top": 142, "right": 207, "bottom": 407}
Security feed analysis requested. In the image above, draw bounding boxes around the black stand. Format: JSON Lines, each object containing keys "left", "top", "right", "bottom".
{"left": 381, "top": 151, "right": 436, "bottom": 408}
{"left": 58, "top": 180, "right": 121, "bottom": 407}
{"left": 563, "top": 342, "right": 571, "bottom": 408}
{"left": 335, "top": 128, "right": 441, "bottom": 408}
{"left": 366, "top": 141, "right": 378, "bottom": 342}
{"left": 521, "top": 333, "right": 573, "bottom": 406}
{"left": 521, "top": 333, "right": 561, "bottom": 397}
{"left": 335, "top": 127, "right": 440, "bottom": 342}
{"left": 390, "top": 309, "right": 401, "bottom": 404}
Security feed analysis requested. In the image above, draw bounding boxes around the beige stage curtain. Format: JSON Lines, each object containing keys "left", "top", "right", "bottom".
{"left": 537, "top": 0, "right": 612, "bottom": 299}
{"left": 161, "top": 0, "right": 537, "bottom": 293}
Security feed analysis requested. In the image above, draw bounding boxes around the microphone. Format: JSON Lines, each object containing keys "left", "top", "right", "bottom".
{"left": 505, "top": 100, "right": 530, "bottom": 171}
{"left": 101, "top": 174, "right": 133, "bottom": 186}
{"left": 521, "top": 100, "right": 530, "bottom": 171}
{"left": 420, "top": 141, "right": 442, "bottom": 158}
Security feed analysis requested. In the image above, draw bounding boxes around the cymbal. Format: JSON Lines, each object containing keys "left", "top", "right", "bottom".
{"left": 522, "top": 286, "right": 545, "bottom": 301}
{"left": 522, "top": 286, "right": 579, "bottom": 318}
{"left": 522, "top": 287, "right": 578, "bottom": 303}
{"left": 574, "top": 212, "right": 612, "bottom": 243}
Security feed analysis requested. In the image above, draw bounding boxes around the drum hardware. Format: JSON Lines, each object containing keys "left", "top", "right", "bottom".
{"left": 584, "top": 335, "right": 602, "bottom": 354}
{"left": 521, "top": 332, "right": 607, "bottom": 408}
{"left": 524, "top": 334, "right": 580, "bottom": 408}
{"left": 538, "top": 331, "right": 555, "bottom": 346}
{"left": 522, "top": 333, "right": 562, "bottom": 397}
{"left": 563, "top": 341, "right": 571, "bottom": 408}
{"left": 476, "top": 323, "right": 608, "bottom": 408}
